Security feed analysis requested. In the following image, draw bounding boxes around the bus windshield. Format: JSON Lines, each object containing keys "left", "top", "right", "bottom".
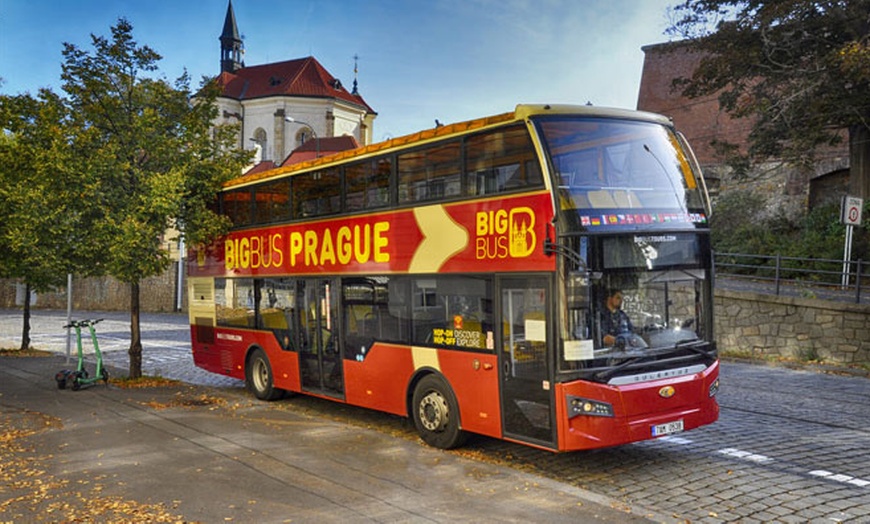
{"left": 535, "top": 115, "right": 717, "bottom": 382}
{"left": 535, "top": 116, "right": 707, "bottom": 231}
{"left": 558, "top": 233, "right": 714, "bottom": 381}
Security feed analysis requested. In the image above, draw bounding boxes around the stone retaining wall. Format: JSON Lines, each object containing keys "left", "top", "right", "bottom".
{"left": 4, "top": 273, "right": 867, "bottom": 364}
{"left": 714, "top": 289, "right": 870, "bottom": 364}
{"left": 0, "top": 267, "right": 185, "bottom": 313}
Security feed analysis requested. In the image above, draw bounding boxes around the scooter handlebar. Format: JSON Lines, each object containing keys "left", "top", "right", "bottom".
{"left": 63, "top": 318, "right": 104, "bottom": 328}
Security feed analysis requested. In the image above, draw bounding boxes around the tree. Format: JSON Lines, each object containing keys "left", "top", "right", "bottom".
{"left": 0, "top": 90, "right": 100, "bottom": 350}
{"left": 60, "top": 19, "right": 249, "bottom": 377}
{"left": 668, "top": 0, "right": 870, "bottom": 199}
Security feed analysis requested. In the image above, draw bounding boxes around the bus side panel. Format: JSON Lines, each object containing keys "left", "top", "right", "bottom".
{"left": 343, "top": 342, "right": 415, "bottom": 416}
{"left": 555, "top": 361, "right": 719, "bottom": 450}
{"left": 192, "top": 327, "right": 301, "bottom": 388}
{"left": 190, "top": 326, "right": 231, "bottom": 377}
{"left": 438, "top": 350, "right": 502, "bottom": 439}
{"left": 267, "top": 344, "right": 302, "bottom": 393}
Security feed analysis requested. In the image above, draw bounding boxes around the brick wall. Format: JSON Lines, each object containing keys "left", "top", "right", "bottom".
{"left": 638, "top": 41, "right": 851, "bottom": 215}
{"left": 637, "top": 42, "right": 754, "bottom": 167}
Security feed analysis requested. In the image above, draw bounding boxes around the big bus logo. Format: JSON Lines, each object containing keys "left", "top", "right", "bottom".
{"left": 475, "top": 207, "right": 536, "bottom": 260}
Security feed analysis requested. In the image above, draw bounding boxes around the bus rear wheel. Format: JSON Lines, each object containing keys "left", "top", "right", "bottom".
{"left": 412, "top": 374, "right": 467, "bottom": 449}
{"left": 246, "top": 348, "right": 283, "bottom": 401}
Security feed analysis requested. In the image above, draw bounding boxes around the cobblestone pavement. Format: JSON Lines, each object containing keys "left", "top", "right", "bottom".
{"left": 0, "top": 309, "right": 242, "bottom": 388}
{"left": 473, "top": 363, "right": 870, "bottom": 523}
{"left": 3, "top": 309, "right": 869, "bottom": 523}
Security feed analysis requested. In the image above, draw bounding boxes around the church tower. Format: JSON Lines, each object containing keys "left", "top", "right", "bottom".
{"left": 220, "top": 1, "right": 244, "bottom": 73}
{"left": 212, "top": 1, "right": 376, "bottom": 166}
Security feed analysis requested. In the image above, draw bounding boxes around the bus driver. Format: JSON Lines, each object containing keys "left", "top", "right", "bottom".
{"left": 601, "top": 289, "right": 634, "bottom": 347}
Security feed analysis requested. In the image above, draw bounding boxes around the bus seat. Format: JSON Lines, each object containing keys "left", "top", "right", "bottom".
{"left": 640, "top": 191, "right": 676, "bottom": 207}
{"left": 587, "top": 190, "right": 617, "bottom": 208}
{"left": 569, "top": 191, "right": 591, "bottom": 209}
{"left": 612, "top": 190, "right": 641, "bottom": 208}
{"left": 261, "top": 309, "right": 289, "bottom": 329}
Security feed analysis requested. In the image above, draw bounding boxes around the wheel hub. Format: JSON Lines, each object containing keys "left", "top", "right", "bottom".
{"left": 419, "top": 392, "right": 449, "bottom": 432}
{"left": 254, "top": 360, "right": 268, "bottom": 390}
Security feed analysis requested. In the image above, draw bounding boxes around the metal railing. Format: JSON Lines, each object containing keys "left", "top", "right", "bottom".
{"left": 714, "top": 252, "right": 867, "bottom": 304}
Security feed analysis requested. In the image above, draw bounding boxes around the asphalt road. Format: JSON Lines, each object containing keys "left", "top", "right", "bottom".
{"left": 2, "top": 309, "right": 869, "bottom": 523}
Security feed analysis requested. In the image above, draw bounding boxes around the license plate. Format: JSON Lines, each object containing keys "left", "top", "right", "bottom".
{"left": 652, "top": 419, "right": 684, "bottom": 437}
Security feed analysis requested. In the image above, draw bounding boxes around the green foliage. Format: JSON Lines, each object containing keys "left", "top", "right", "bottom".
{"left": 0, "top": 90, "right": 100, "bottom": 291}
{"left": 0, "top": 18, "right": 251, "bottom": 374}
{"left": 709, "top": 190, "right": 767, "bottom": 253}
{"left": 711, "top": 191, "right": 869, "bottom": 263}
{"left": 59, "top": 19, "right": 249, "bottom": 284}
{"left": 668, "top": 1, "right": 870, "bottom": 189}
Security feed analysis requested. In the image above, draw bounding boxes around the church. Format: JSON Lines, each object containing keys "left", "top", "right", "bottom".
{"left": 214, "top": 1, "right": 377, "bottom": 172}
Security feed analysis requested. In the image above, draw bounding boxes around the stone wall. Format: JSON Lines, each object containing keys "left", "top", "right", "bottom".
{"left": 5, "top": 272, "right": 867, "bottom": 365}
{"left": 715, "top": 289, "right": 870, "bottom": 364}
{"left": 0, "top": 266, "right": 186, "bottom": 313}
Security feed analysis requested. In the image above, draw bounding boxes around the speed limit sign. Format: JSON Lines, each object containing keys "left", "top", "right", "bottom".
{"left": 841, "top": 196, "right": 864, "bottom": 226}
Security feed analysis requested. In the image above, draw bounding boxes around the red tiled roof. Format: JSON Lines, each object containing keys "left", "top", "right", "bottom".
{"left": 280, "top": 136, "right": 360, "bottom": 166}
{"left": 294, "top": 136, "right": 359, "bottom": 153}
{"left": 215, "top": 56, "right": 374, "bottom": 113}
{"left": 244, "top": 160, "right": 277, "bottom": 175}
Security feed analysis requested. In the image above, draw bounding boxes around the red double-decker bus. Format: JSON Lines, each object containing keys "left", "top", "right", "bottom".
{"left": 188, "top": 104, "right": 719, "bottom": 451}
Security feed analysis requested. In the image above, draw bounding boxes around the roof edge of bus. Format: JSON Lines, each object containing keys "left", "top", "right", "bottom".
{"left": 223, "top": 109, "right": 518, "bottom": 188}
{"left": 223, "top": 104, "right": 672, "bottom": 189}
{"left": 513, "top": 103, "right": 672, "bottom": 125}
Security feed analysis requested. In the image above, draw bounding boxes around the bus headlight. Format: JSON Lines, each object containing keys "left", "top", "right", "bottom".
{"left": 567, "top": 395, "right": 614, "bottom": 418}
{"left": 709, "top": 378, "right": 720, "bottom": 397}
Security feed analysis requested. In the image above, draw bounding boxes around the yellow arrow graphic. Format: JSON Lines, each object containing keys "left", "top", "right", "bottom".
{"left": 409, "top": 205, "right": 469, "bottom": 272}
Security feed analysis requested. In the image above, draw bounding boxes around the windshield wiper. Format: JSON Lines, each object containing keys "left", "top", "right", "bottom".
{"left": 594, "top": 355, "right": 648, "bottom": 382}
{"left": 675, "top": 339, "right": 716, "bottom": 360}
{"left": 594, "top": 341, "right": 714, "bottom": 382}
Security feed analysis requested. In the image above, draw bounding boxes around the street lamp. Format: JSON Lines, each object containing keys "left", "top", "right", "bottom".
{"left": 285, "top": 116, "right": 319, "bottom": 158}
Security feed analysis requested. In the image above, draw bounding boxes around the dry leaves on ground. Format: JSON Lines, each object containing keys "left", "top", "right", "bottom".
{"left": 0, "top": 411, "right": 189, "bottom": 523}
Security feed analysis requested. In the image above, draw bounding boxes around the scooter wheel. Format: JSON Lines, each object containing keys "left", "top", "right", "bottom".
{"left": 101, "top": 369, "right": 109, "bottom": 383}
{"left": 55, "top": 370, "right": 69, "bottom": 390}
{"left": 70, "top": 372, "right": 82, "bottom": 391}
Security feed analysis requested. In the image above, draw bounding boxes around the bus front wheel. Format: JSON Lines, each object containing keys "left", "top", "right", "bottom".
{"left": 411, "top": 374, "right": 467, "bottom": 449}
{"left": 246, "top": 348, "right": 283, "bottom": 401}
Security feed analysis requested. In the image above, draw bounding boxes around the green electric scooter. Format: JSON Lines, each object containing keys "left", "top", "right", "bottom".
{"left": 55, "top": 319, "right": 109, "bottom": 390}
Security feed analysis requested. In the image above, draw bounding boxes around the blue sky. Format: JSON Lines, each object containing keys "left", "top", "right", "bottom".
{"left": 0, "top": 0, "right": 678, "bottom": 139}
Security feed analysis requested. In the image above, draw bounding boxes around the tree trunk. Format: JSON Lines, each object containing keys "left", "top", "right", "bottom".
{"left": 849, "top": 124, "right": 870, "bottom": 200}
{"left": 19, "top": 281, "right": 31, "bottom": 351}
{"left": 129, "top": 281, "right": 143, "bottom": 378}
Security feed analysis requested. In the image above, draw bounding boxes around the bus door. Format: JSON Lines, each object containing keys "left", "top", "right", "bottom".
{"left": 499, "top": 276, "right": 555, "bottom": 446}
{"left": 298, "top": 279, "right": 344, "bottom": 397}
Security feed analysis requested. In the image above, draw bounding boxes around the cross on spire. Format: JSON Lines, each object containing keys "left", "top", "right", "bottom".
{"left": 352, "top": 54, "right": 359, "bottom": 95}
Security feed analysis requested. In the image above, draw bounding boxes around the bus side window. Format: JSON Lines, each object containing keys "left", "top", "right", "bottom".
{"left": 215, "top": 278, "right": 256, "bottom": 328}
{"left": 466, "top": 124, "right": 542, "bottom": 196}
{"left": 346, "top": 158, "right": 391, "bottom": 213}
{"left": 407, "top": 276, "right": 493, "bottom": 349}
{"left": 253, "top": 179, "right": 291, "bottom": 224}
{"left": 293, "top": 168, "right": 342, "bottom": 217}
{"left": 259, "top": 278, "right": 297, "bottom": 350}
{"left": 222, "top": 188, "right": 253, "bottom": 228}
{"left": 398, "top": 141, "right": 461, "bottom": 204}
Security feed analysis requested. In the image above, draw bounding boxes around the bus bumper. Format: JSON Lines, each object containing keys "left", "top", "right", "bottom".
{"left": 556, "top": 360, "right": 720, "bottom": 451}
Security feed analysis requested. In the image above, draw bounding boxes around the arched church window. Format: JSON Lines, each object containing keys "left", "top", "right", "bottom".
{"left": 295, "top": 128, "right": 314, "bottom": 149}
{"left": 251, "top": 128, "right": 268, "bottom": 160}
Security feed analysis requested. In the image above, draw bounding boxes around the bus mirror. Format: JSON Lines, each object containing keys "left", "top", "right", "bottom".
{"left": 566, "top": 271, "right": 589, "bottom": 309}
